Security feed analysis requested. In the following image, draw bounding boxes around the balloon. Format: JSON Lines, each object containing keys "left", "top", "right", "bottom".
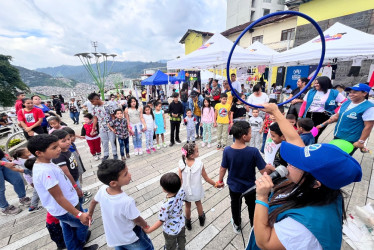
{"left": 329, "top": 139, "right": 354, "bottom": 154}
{"left": 311, "top": 127, "right": 319, "bottom": 137}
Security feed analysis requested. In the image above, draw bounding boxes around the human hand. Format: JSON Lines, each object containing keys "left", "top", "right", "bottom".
{"left": 316, "top": 125, "right": 322, "bottom": 130}
{"left": 79, "top": 212, "right": 90, "bottom": 225}
{"left": 264, "top": 164, "right": 276, "bottom": 175}
{"left": 4, "top": 154, "right": 12, "bottom": 161}
{"left": 353, "top": 141, "right": 365, "bottom": 149}
{"left": 28, "top": 131, "right": 35, "bottom": 137}
{"left": 255, "top": 172, "right": 274, "bottom": 200}
{"left": 24, "top": 127, "right": 31, "bottom": 132}
{"left": 290, "top": 99, "right": 297, "bottom": 105}
{"left": 214, "top": 122, "right": 217, "bottom": 127}
{"left": 215, "top": 181, "right": 224, "bottom": 188}
{"left": 76, "top": 188, "right": 83, "bottom": 198}
{"left": 143, "top": 225, "right": 151, "bottom": 234}
{"left": 90, "top": 130, "right": 95, "bottom": 136}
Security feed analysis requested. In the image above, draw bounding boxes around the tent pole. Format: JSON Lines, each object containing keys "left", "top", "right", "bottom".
{"left": 267, "top": 65, "right": 273, "bottom": 95}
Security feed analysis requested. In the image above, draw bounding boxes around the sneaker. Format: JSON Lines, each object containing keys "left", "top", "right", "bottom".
{"left": 28, "top": 206, "right": 43, "bottom": 213}
{"left": 1, "top": 205, "right": 22, "bottom": 215}
{"left": 198, "top": 212, "right": 206, "bottom": 226}
{"left": 113, "top": 154, "right": 118, "bottom": 160}
{"left": 94, "top": 155, "right": 100, "bottom": 161}
{"left": 121, "top": 156, "right": 126, "bottom": 161}
{"left": 221, "top": 145, "right": 226, "bottom": 150}
{"left": 230, "top": 218, "right": 241, "bottom": 234}
{"left": 156, "top": 144, "right": 161, "bottom": 149}
{"left": 207, "top": 143, "right": 211, "bottom": 148}
{"left": 217, "top": 144, "right": 221, "bottom": 150}
{"left": 163, "top": 142, "right": 167, "bottom": 148}
{"left": 196, "top": 135, "right": 200, "bottom": 140}
{"left": 151, "top": 147, "right": 156, "bottom": 152}
{"left": 146, "top": 149, "right": 151, "bottom": 154}
{"left": 176, "top": 139, "right": 182, "bottom": 144}
{"left": 19, "top": 197, "right": 31, "bottom": 206}
{"left": 82, "top": 197, "right": 91, "bottom": 206}
{"left": 126, "top": 153, "right": 130, "bottom": 158}
{"left": 134, "top": 149, "right": 139, "bottom": 156}
{"left": 185, "top": 218, "right": 192, "bottom": 230}
{"left": 201, "top": 142, "right": 206, "bottom": 148}
{"left": 83, "top": 244, "right": 98, "bottom": 250}
{"left": 169, "top": 142, "right": 175, "bottom": 147}
{"left": 138, "top": 149, "right": 143, "bottom": 155}
{"left": 102, "top": 155, "right": 109, "bottom": 161}
{"left": 84, "top": 191, "right": 92, "bottom": 198}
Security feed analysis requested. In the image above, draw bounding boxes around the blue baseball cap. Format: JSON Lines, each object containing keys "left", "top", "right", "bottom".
{"left": 280, "top": 142, "right": 362, "bottom": 190}
{"left": 345, "top": 83, "right": 371, "bottom": 93}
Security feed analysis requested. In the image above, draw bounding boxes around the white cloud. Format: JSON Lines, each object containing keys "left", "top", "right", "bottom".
{"left": 0, "top": 0, "right": 227, "bottom": 69}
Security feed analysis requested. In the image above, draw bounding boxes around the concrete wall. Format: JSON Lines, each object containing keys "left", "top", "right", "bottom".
{"left": 183, "top": 32, "right": 204, "bottom": 55}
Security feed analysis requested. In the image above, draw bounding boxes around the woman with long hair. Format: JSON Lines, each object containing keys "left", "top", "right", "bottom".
{"left": 246, "top": 103, "right": 362, "bottom": 250}
{"left": 299, "top": 76, "right": 346, "bottom": 142}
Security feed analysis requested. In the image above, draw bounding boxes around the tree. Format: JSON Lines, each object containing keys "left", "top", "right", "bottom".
{"left": 0, "top": 55, "right": 29, "bottom": 107}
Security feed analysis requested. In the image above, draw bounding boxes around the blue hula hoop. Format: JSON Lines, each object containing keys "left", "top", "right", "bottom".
{"left": 226, "top": 10, "right": 326, "bottom": 108}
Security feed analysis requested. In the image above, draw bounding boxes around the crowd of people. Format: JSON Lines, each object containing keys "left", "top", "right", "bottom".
{"left": 0, "top": 75, "right": 373, "bottom": 249}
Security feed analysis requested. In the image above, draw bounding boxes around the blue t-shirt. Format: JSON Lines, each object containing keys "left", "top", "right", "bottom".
{"left": 221, "top": 146, "right": 266, "bottom": 193}
{"left": 300, "top": 133, "right": 315, "bottom": 146}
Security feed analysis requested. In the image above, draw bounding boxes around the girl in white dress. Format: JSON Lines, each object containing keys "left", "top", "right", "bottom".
{"left": 178, "top": 142, "right": 217, "bottom": 230}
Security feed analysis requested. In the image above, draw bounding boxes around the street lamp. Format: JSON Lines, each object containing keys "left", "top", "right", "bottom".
{"left": 74, "top": 42, "right": 117, "bottom": 100}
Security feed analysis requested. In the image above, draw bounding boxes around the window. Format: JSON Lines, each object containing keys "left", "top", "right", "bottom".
{"left": 263, "top": 0, "right": 272, "bottom": 3}
{"left": 251, "top": 0, "right": 256, "bottom": 7}
{"left": 250, "top": 11, "right": 255, "bottom": 21}
{"left": 281, "top": 28, "right": 295, "bottom": 41}
{"left": 252, "top": 35, "right": 263, "bottom": 43}
{"left": 263, "top": 8, "right": 270, "bottom": 16}
{"left": 278, "top": 0, "right": 285, "bottom": 4}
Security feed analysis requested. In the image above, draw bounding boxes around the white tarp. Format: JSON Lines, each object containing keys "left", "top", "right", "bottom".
{"left": 273, "top": 22, "right": 374, "bottom": 65}
{"left": 167, "top": 33, "right": 272, "bottom": 70}
{"left": 246, "top": 41, "right": 279, "bottom": 56}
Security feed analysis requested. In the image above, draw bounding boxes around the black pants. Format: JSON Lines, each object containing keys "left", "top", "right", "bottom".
{"left": 55, "top": 108, "right": 62, "bottom": 117}
{"left": 46, "top": 222, "right": 66, "bottom": 249}
{"left": 287, "top": 102, "right": 302, "bottom": 117}
{"left": 170, "top": 121, "right": 180, "bottom": 143}
{"left": 229, "top": 188, "right": 256, "bottom": 227}
{"left": 23, "top": 126, "right": 45, "bottom": 140}
{"left": 306, "top": 112, "right": 330, "bottom": 142}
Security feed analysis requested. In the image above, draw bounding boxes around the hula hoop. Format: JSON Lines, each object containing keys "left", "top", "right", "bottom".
{"left": 226, "top": 10, "right": 326, "bottom": 108}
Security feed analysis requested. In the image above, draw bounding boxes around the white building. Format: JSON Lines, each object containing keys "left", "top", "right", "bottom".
{"left": 226, "top": 0, "right": 286, "bottom": 29}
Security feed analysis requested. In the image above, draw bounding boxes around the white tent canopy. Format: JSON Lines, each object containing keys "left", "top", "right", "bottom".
{"left": 272, "top": 22, "right": 374, "bottom": 65}
{"left": 167, "top": 33, "right": 273, "bottom": 70}
{"left": 246, "top": 41, "right": 279, "bottom": 56}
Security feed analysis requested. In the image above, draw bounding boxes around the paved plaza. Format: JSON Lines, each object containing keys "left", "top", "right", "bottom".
{"left": 0, "top": 114, "right": 372, "bottom": 250}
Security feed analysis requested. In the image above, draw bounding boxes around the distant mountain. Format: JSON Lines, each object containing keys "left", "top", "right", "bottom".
{"left": 16, "top": 66, "right": 78, "bottom": 88}
{"left": 36, "top": 61, "right": 167, "bottom": 83}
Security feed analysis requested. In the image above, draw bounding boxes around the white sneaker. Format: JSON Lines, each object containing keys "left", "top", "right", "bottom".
{"left": 156, "top": 144, "right": 161, "bottom": 149}
{"left": 138, "top": 149, "right": 143, "bottom": 155}
{"left": 201, "top": 142, "right": 206, "bottom": 148}
{"left": 231, "top": 218, "right": 241, "bottom": 234}
{"left": 134, "top": 149, "right": 139, "bottom": 156}
{"left": 207, "top": 143, "right": 211, "bottom": 148}
{"left": 94, "top": 155, "right": 100, "bottom": 161}
{"left": 163, "top": 142, "right": 167, "bottom": 148}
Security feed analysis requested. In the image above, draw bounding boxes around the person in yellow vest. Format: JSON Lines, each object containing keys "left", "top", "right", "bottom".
{"left": 188, "top": 91, "right": 204, "bottom": 140}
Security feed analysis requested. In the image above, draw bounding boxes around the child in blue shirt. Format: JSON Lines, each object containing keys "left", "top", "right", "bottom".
{"left": 218, "top": 121, "right": 272, "bottom": 234}
{"left": 297, "top": 118, "right": 315, "bottom": 146}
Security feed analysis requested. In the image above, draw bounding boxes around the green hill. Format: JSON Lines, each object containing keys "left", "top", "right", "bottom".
{"left": 15, "top": 66, "right": 78, "bottom": 88}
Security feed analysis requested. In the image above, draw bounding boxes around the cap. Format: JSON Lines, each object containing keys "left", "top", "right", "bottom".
{"left": 171, "top": 92, "right": 179, "bottom": 98}
{"left": 280, "top": 142, "right": 362, "bottom": 190}
{"left": 345, "top": 83, "right": 371, "bottom": 93}
{"left": 190, "top": 91, "right": 198, "bottom": 97}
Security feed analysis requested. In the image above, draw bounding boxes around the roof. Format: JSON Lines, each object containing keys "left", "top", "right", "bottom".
{"left": 221, "top": 14, "right": 294, "bottom": 37}
{"left": 179, "top": 29, "right": 214, "bottom": 44}
{"left": 285, "top": 0, "right": 312, "bottom": 7}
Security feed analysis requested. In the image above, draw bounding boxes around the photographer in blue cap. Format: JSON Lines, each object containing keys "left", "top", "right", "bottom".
{"left": 247, "top": 103, "right": 362, "bottom": 250}
{"left": 317, "top": 83, "right": 374, "bottom": 155}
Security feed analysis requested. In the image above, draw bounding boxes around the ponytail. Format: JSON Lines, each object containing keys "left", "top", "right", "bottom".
{"left": 181, "top": 142, "right": 196, "bottom": 169}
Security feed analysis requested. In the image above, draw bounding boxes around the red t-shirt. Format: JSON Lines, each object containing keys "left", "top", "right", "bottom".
{"left": 15, "top": 100, "right": 23, "bottom": 115}
{"left": 17, "top": 108, "right": 45, "bottom": 127}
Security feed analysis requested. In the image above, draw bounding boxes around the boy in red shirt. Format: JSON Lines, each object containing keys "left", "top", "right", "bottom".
{"left": 14, "top": 91, "right": 25, "bottom": 115}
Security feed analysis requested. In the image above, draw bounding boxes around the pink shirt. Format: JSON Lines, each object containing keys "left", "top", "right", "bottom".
{"left": 201, "top": 107, "right": 215, "bottom": 124}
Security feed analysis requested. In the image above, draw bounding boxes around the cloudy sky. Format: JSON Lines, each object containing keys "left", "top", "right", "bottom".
{"left": 0, "top": 0, "right": 227, "bottom": 69}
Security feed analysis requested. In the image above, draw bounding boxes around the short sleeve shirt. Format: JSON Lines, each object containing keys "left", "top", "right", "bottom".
{"left": 215, "top": 103, "right": 230, "bottom": 124}
{"left": 159, "top": 189, "right": 186, "bottom": 235}
{"left": 92, "top": 103, "right": 115, "bottom": 132}
{"left": 17, "top": 108, "right": 45, "bottom": 127}
{"left": 221, "top": 146, "right": 265, "bottom": 193}
{"left": 230, "top": 103, "right": 247, "bottom": 119}
{"left": 108, "top": 118, "right": 129, "bottom": 139}
{"left": 304, "top": 90, "right": 345, "bottom": 113}
{"left": 339, "top": 101, "right": 374, "bottom": 121}
{"left": 52, "top": 151, "right": 79, "bottom": 181}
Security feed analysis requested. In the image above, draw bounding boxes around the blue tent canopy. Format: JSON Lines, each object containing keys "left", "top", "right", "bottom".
{"left": 173, "top": 70, "right": 185, "bottom": 82}
{"left": 141, "top": 70, "right": 170, "bottom": 85}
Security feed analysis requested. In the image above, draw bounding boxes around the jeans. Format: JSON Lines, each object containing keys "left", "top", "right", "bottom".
{"left": 229, "top": 188, "right": 256, "bottom": 227}
{"left": 75, "top": 180, "right": 84, "bottom": 211}
{"left": 70, "top": 111, "right": 80, "bottom": 124}
{"left": 118, "top": 137, "right": 130, "bottom": 156}
{"left": 100, "top": 130, "right": 117, "bottom": 157}
{"left": 55, "top": 211, "right": 89, "bottom": 250}
{"left": 202, "top": 123, "right": 212, "bottom": 143}
{"left": 170, "top": 121, "right": 180, "bottom": 143}
{"left": 145, "top": 130, "right": 154, "bottom": 149}
{"left": 0, "top": 158, "right": 26, "bottom": 209}
{"left": 182, "top": 102, "right": 189, "bottom": 118}
{"left": 114, "top": 225, "right": 154, "bottom": 250}
{"left": 260, "top": 133, "right": 268, "bottom": 153}
{"left": 194, "top": 115, "right": 203, "bottom": 137}
{"left": 132, "top": 125, "right": 143, "bottom": 149}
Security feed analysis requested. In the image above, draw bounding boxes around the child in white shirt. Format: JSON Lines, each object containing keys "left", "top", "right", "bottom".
{"left": 143, "top": 105, "right": 157, "bottom": 154}
{"left": 88, "top": 159, "right": 153, "bottom": 249}
{"left": 249, "top": 109, "right": 263, "bottom": 150}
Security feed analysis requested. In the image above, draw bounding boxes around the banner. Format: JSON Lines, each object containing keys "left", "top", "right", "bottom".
{"left": 285, "top": 66, "right": 310, "bottom": 90}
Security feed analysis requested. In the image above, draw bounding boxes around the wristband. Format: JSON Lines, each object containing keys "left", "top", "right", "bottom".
{"left": 73, "top": 184, "right": 78, "bottom": 188}
{"left": 76, "top": 212, "right": 82, "bottom": 218}
{"left": 358, "top": 140, "right": 365, "bottom": 144}
{"left": 255, "top": 200, "right": 269, "bottom": 209}
{"left": 0, "top": 161, "right": 5, "bottom": 166}
{"left": 143, "top": 225, "right": 150, "bottom": 229}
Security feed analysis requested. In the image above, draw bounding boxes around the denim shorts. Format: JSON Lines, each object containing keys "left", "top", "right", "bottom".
{"left": 114, "top": 225, "right": 154, "bottom": 250}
